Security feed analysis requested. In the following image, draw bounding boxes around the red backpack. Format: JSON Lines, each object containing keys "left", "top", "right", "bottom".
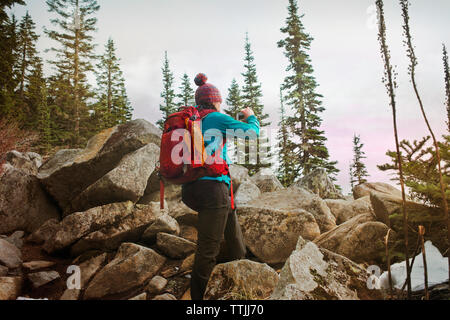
{"left": 158, "top": 106, "right": 235, "bottom": 209}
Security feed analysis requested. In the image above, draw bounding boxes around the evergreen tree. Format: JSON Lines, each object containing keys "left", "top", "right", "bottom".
{"left": 443, "top": 44, "right": 450, "bottom": 133}
{"left": 157, "top": 51, "right": 176, "bottom": 130}
{"left": 350, "top": 134, "right": 369, "bottom": 187}
{"left": 16, "top": 12, "right": 42, "bottom": 128}
{"left": 241, "top": 33, "right": 271, "bottom": 174}
{"left": 0, "top": 1, "right": 24, "bottom": 116}
{"left": 278, "top": 0, "right": 339, "bottom": 183}
{"left": 17, "top": 12, "right": 39, "bottom": 98}
{"left": 27, "top": 58, "right": 53, "bottom": 152}
{"left": 95, "top": 38, "right": 132, "bottom": 130}
{"left": 177, "top": 73, "right": 194, "bottom": 107}
{"left": 225, "top": 78, "right": 242, "bottom": 119}
{"left": 45, "top": 0, "right": 100, "bottom": 147}
{"left": 0, "top": 13, "right": 20, "bottom": 119}
{"left": 277, "top": 87, "right": 296, "bottom": 186}
{"left": 225, "top": 78, "right": 244, "bottom": 163}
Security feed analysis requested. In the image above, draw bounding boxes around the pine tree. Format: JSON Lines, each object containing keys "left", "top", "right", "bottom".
{"left": 15, "top": 12, "right": 42, "bottom": 128}
{"left": 241, "top": 33, "right": 271, "bottom": 175}
{"left": 95, "top": 38, "right": 132, "bottom": 130}
{"left": 0, "top": 13, "right": 20, "bottom": 119}
{"left": 443, "top": 44, "right": 450, "bottom": 133}
{"left": 177, "top": 73, "right": 194, "bottom": 107}
{"left": 278, "top": 0, "right": 339, "bottom": 183}
{"left": 17, "top": 12, "right": 39, "bottom": 98}
{"left": 0, "top": 1, "right": 24, "bottom": 115}
{"left": 350, "top": 134, "right": 369, "bottom": 187}
{"left": 225, "top": 78, "right": 242, "bottom": 119}
{"left": 157, "top": 51, "right": 176, "bottom": 130}
{"left": 225, "top": 79, "right": 244, "bottom": 163}
{"left": 277, "top": 87, "right": 296, "bottom": 186}
{"left": 27, "top": 58, "right": 53, "bottom": 152}
{"left": 45, "top": 0, "right": 100, "bottom": 147}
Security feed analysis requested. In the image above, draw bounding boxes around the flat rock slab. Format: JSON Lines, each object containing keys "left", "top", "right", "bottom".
{"left": 0, "top": 239, "right": 22, "bottom": 269}
{"left": 28, "top": 271, "right": 60, "bottom": 288}
{"left": 22, "top": 261, "right": 56, "bottom": 271}
{"left": 43, "top": 201, "right": 134, "bottom": 254}
{"left": 142, "top": 214, "right": 180, "bottom": 241}
{"left": 156, "top": 233, "right": 197, "bottom": 259}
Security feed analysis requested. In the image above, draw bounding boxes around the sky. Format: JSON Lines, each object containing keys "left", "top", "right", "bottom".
{"left": 10, "top": 0, "right": 450, "bottom": 194}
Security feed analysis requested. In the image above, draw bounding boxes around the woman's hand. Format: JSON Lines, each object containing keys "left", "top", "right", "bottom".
{"left": 241, "top": 107, "right": 255, "bottom": 121}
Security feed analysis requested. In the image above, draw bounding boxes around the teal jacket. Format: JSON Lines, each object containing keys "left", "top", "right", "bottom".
{"left": 197, "top": 111, "right": 260, "bottom": 186}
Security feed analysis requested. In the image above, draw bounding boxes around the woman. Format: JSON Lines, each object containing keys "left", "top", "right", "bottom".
{"left": 181, "top": 73, "right": 260, "bottom": 300}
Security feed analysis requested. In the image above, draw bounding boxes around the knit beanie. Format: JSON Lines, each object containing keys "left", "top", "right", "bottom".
{"left": 194, "top": 73, "right": 222, "bottom": 106}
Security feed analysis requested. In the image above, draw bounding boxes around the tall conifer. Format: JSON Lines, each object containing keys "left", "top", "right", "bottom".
{"left": 350, "top": 134, "right": 369, "bottom": 187}
{"left": 95, "top": 38, "right": 132, "bottom": 130}
{"left": 278, "top": 0, "right": 339, "bottom": 183}
{"left": 45, "top": 0, "right": 100, "bottom": 146}
{"left": 177, "top": 73, "right": 194, "bottom": 107}
{"left": 241, "top": 33, "right": 271, "bottom": 174}
{"left": 157, "top": 51, "right": 176, "bottom": 130}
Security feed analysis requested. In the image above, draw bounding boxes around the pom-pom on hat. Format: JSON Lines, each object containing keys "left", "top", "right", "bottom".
{"left": 194, "top": 73, "right": 222, "bottom": 106}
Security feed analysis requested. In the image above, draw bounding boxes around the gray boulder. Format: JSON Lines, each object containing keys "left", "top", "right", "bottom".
{"left": 294, "top": 168, "right": 344, "bottom": 200}
{"left": 270, "top": 237, "right": 381, "bottom": 300}
{"left": 68, "top": 143, "right": 160, "bottom": 214}
{"left": 84, "top": 243, "right": 166, "bottom": 299}
{"left": 0, "top": 167, "right": 60, "bottom": 234}
{"left": 229, "top": 164, "right": 251, "bottom": 192}
{"left": 43, "top": 202, "right": 134, "bottom": 254}
{"left": 156, "top": 233, "right": 196, "bottom": 259}
{"left": 250, "top": 169, "right": 284, "bottom": 193}
{"left": 204, "top": 260, "right": 279, "bottom": 300}
{"left": 314, "top": 213, "right": 394, "bottom": 264}
{"left": 37, "top": 119, "right": 161, "bottom": 214}
{"left": 6, "top": 150, "right": 42, "bottom": 175}
{"left": 325, "top": 196, "right": 372, "bottom": 225}
{"left": 247, "top": 186, "right": 336, "bottom": 233}
{"left": 353, "top": 182, "right": 403, "bottom": 200}
{"left": 234, "top": 181, "right": 261, "bottom": 207}
{"left": 142, "top": 214, "right": 180, "bottom": 241}
{"left": 70, "top": 202, "right": 164, "bottom": 256}
{"left": 0, "top": 239, "right": 22, "bottom": 269}
{"left": 237, "top": 206, "right": 320, "bottom": 264}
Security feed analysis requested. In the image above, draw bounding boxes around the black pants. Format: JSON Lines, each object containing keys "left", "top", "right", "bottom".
{"left": 182, "top": 180, "right": 246, "bottom": 300}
